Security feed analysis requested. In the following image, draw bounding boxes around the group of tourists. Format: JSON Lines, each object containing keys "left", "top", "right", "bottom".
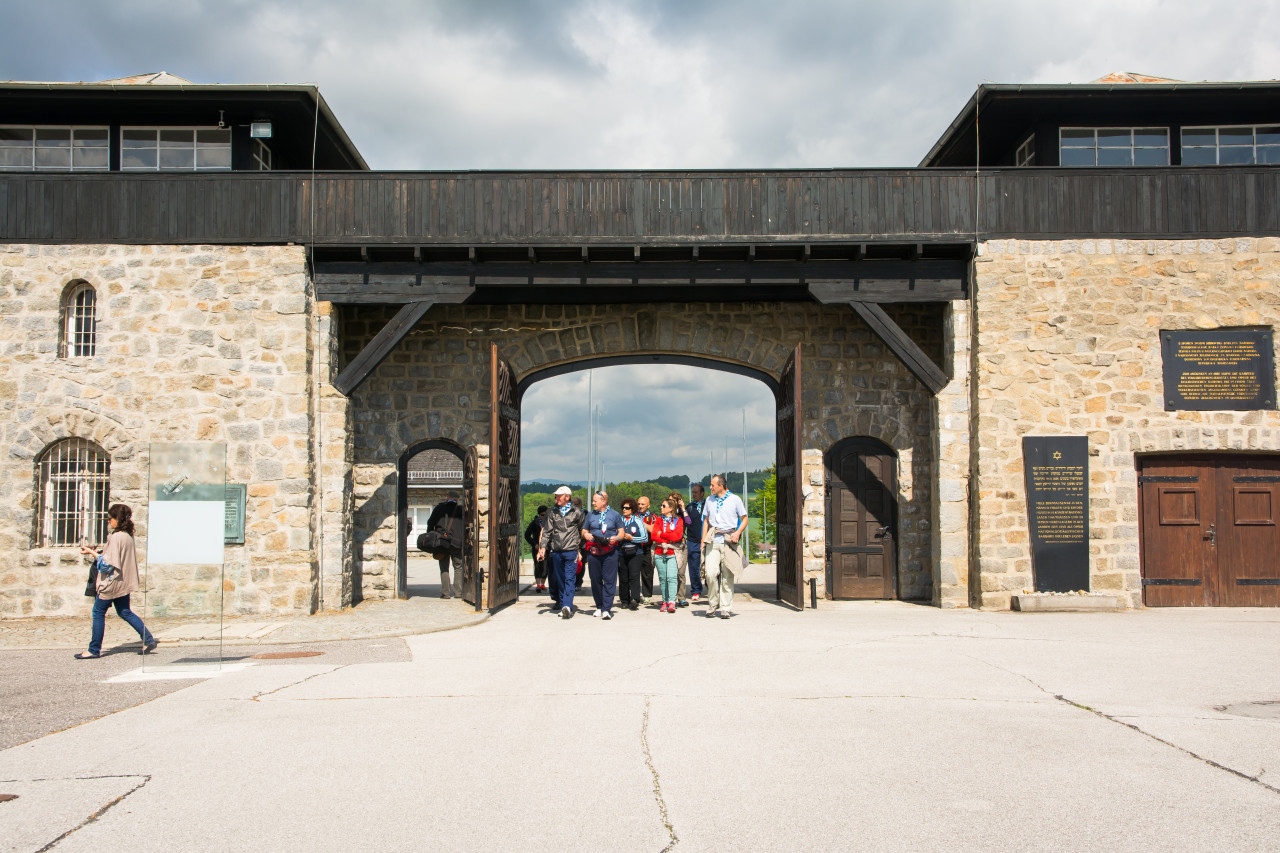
{"left": 529, "top": 476, "right": 748, "bottom": 620}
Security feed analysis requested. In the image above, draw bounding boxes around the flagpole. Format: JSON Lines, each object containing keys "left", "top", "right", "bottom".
{"left": 586, "top": 370, "right": 593, "bottom": 499}
{"left": 742, "top": 409, "right": 749, "bottom": 560}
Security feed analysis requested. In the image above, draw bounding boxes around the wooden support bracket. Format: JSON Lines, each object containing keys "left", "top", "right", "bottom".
{"left": 333, "top": 300, "right": 435, "bottom": 396}
{"left": 846, "top": 300, "right": 949, "bottom": 394}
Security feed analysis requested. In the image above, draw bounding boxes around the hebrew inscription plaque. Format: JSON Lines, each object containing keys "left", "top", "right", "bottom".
{"left": 1023, "top": 436, "right": 1090, "bottom": 593}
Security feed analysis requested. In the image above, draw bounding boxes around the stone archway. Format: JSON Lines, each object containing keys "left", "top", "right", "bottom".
{"left": 334, "top": 298, "right": 969, "bottom": 608}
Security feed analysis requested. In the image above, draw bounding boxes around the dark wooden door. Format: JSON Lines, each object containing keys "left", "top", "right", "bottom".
{"left": 1139, "top": 454, "right": 1280, "bottom": 607}
{"left": 1138, "top": 456, "right": 1215, "bottom": 605}
{"left": 775, "top": 344, "right": 804, "bottom": 609}
{"left": 1217, "top": 458, "right": 1280, "bottom": 607}
{"left": 826, "top": 438, "right": 897, "bottom": 600}
{"left": 487, "top": 343, "right": 521, "bottom": 610}
{"left": 461, "top": 444, "right": 480, "bottom": 606}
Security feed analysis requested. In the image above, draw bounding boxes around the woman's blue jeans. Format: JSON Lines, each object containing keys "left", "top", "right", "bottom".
{"left": 89, "top": 594, "right": 154, "bottom": 655}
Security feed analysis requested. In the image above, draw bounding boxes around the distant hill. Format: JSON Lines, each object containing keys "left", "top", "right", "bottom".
{"left": 520, "top": 470, "right": 771, "bottom": 497}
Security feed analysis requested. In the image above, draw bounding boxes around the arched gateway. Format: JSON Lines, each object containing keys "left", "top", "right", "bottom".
{"left": 328, "top": 281, "right": 972, "bottom": 611}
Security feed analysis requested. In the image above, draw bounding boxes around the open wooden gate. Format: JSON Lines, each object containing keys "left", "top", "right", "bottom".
{"left": 775, "top": 343, "right": 805, "bottom": 609}
{"left": 487, "top": 343, "right": 521, "bottom": 610}
{"left": 460, "top": 444, "right": 480, "bottom": 606}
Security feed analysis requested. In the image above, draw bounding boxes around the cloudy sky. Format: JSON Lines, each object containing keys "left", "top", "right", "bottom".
{"left": 5, "top": 0, "right": 1277, "bottom": 480}
{"left": 522, "top": 364, "right": 772, "bottom": 484}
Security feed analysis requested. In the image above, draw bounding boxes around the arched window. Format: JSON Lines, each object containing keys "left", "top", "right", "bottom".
{"left": 59, "top": 281, "right": 96, "bottom": 358}
{"left": 37, "top": 438, "right": 110, "bottom": 547}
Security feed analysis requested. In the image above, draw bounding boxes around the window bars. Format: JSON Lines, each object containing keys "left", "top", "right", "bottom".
{"left": 60, "top": 283, "right": 96, "bottom": 358}
{"left": 39, "top": 438, "right": 110, "bottom": 547}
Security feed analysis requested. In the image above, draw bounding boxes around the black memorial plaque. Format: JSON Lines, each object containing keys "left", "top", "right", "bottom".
{"left": 1162, "top": 329, "right": 1275, "bottom": 411}
{"left": 1022, "top": 436, "right": 1089, "bottom": 593}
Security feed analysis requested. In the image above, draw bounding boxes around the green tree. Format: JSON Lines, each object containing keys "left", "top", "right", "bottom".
{"left": 747, "top": 465, "right": 777, "bottom": 544}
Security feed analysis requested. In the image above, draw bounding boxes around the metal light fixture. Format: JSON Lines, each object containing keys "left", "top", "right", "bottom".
{"left": 249, "top": 121, "right": 272, "bottom": 139}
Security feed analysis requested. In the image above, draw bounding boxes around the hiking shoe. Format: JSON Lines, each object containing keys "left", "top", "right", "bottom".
{"left": 719, "top": 609, "right": 731, "bottom": 619}
{"left": 560, "top": 606, "right": 572, "bottom": 619}
{"left": 629, "top": 601, "right": 638, "bottom": 611}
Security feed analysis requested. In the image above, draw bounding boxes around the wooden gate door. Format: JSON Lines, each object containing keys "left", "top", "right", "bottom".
{"left": 487, "top": 343, "right": 521, "bottom": 610}
{"left": 1138, "top": 456, "right": 1215, "bottom": 605}
{"left": 775, "top": 343, "right": 805, "bottom": 609}
{"left": 826, "top": 438, "right": 897, "bottom": 599}
{"left": 460, "top": 445, "right": 480, "bottom": 606}
{"left": 1139, "top": 454, "right": 1280, "bottom": 606}
{"left": 1216, "top": 457, "right": 1280, "bottom": 606}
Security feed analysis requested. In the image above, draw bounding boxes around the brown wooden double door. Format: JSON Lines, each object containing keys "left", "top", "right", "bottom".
{"left": 826, "top": 438, "right": 897, "bottom": 600}
{"left": 1139, "top": 454, "right": 1280, "bottom": 607}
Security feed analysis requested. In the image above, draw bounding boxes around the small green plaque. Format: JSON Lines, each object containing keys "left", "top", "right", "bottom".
{"left": 224, "top": 484, "right": 247, "bottom": 545}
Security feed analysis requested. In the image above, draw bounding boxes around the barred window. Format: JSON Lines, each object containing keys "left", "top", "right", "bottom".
{"left": 60, "top": 281, "right": 96, "bottom": 358}
{"left": 38, "top": 439, "right": 110, "bottom": 547}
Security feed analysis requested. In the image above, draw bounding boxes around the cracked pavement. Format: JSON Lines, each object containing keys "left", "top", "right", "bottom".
{"left": 1, "top": 599, "right": 1278, "bottom": 851}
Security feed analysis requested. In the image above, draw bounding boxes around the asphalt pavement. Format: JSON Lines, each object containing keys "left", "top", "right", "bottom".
{"left": 1, "top": 595, "right": 1278, "bottom": 852}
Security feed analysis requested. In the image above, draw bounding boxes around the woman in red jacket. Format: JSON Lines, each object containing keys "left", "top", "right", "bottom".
{"left": 651, "top": 498, "right": 684, "bottom": 612}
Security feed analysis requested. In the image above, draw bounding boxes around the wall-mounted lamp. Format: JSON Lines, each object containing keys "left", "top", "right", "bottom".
{"left": 250, "top": 121, "right": 273, "bottom": 139}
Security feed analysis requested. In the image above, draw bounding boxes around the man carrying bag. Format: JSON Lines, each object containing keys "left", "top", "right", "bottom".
{"left": 423, "top": 490, "right": 466, "bottom": 599}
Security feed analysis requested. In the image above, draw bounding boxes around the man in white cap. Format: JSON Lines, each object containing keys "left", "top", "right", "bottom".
{"left": 538, "top": 485, "right": 586, "bottom": 618}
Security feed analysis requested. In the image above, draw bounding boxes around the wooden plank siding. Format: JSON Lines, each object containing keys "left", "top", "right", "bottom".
{"left": 1, "top": 168, "right": 1278, "bottom": 246}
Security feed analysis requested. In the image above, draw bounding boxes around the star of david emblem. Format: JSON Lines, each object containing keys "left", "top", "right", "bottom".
{"left": 1052, "top": 451, "right": 1062, "bottom": 460}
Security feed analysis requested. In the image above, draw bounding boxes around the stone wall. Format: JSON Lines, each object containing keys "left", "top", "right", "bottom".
{"left": 0, "top": 244, "right": 318, "bottom": 618}
{"left": 972, "top": 238, "right": 1280, "bottom": 609}
{"left": 339, "top": 301, "right": 953, "bottom": 604}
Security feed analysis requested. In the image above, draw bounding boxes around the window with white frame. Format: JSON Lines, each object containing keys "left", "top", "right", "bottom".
{"left": 1060, "top": 127, "right": 1170, "bottom": 166}
{"left": 1015, "top": 134, "right": 1035, "bottom": 166}
{"left": 252, "top": 139, "right": 272, "bottom": 171}
{"left": 0, "top": 126, "right": 109, "bottom": 171}
{"left": 59, "top": 281, "right": 97, "bottom": 358}
{"left": 37, "top": 438, "right": 110, "bottom": 547}
{"left": 120, "top": 127, "right": 232, "bottom": 171}
{"left": 58, "top": 282, "right": 97, "bottom": 358}
{"left": 1182, "top": 125, "right": 1280, "bottom": 165}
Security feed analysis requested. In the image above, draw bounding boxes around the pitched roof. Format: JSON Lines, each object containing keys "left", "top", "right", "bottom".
{"left": 94, "top": 72, "right": 194, "bottom": 85}
{"left": 1091, "top": 72, "right": 1184, "bottom": 84}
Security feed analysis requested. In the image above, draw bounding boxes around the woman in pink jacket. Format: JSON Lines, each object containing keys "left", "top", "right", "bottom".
{"left": 651, "top": 498, "right": 685, "bottom": 612}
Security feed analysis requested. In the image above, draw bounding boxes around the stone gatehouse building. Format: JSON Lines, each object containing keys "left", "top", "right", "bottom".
{"left": 2, "top": 73, "right": 1278, "bottom": 618}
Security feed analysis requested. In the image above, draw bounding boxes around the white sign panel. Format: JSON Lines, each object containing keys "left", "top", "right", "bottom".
{"left": 147, "top": 501, "right": 226, "bottom": 565}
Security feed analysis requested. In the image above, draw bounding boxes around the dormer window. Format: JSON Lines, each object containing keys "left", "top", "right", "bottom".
{"left": 1182, "top": 125, "right": 1280, "bottom": 165}
{"left": 1060, "top": 127, "right": 1170, "bottom": 166}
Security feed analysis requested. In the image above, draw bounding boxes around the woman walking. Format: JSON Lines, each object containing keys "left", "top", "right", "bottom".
{"left": 76, "top": 504, "right": 156, "bottom": 659}
{"left": 617, "top": 498, "right": 648, "bottom": 611}
{"left": 651, "top": 499, "right": 684, "bottom": 612}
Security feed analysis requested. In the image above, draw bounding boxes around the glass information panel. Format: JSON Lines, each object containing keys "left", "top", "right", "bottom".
{"left": 144, "top": 443, "right": 226, "bottom": 671}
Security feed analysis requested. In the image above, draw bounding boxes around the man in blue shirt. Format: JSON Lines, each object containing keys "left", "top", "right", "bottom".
{"left": 701, "top": 475, "right": 748, "bottom": 618}
{"left": 581, "top": 490, "right": 624, "bottom": 619}
{"left": 685, "top": 482, "right": 706, "bottom": 602}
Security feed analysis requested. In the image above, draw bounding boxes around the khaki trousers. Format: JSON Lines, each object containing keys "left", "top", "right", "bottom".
{"left": 702, "top": 540, "right": 739, "bottom": 612}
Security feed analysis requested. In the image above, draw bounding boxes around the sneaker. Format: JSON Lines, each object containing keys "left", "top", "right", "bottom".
{"left": 666, "top": 603, "right": 676, "bottom": 613}
{"left": 560, "top": 606, "right": 572, "bottom": 619}
{"left": 140, "top": 639, "right": 158, "bottom": 655}
{"left": 719, "top": 609, "right": 731, "bottom": 619}
{"left": 677, "top": 599, "right": 689, "bottom": 608}
{"left": 602, "top": 610, "right": 613, "bottom": 620}
{"left": 705, "top": 608, "right": 718, "bottom": 618}
{"left": 628, "top": 601, "right": 638, "bottom": 611}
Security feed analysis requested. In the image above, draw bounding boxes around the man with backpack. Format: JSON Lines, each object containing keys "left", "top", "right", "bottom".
{"left": 425, "top": 490, "right": 466, "bottom": 599}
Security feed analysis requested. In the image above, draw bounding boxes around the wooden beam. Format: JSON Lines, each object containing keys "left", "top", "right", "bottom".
{"left": 333, "top": 300, "right": 434, "bottom": 396}
{"left": 845, "top": 301, "right": 949, "bottom": 394}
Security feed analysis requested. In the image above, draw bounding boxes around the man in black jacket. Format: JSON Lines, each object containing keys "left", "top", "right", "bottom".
{"left": 426, "top": 490, "right": 466, "bottom": 599}
{"left": 537, "top": 486, "right": 586, "bottom": 618}
{"left": 523, "top": 505, "right": 548, "bottom": 592}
